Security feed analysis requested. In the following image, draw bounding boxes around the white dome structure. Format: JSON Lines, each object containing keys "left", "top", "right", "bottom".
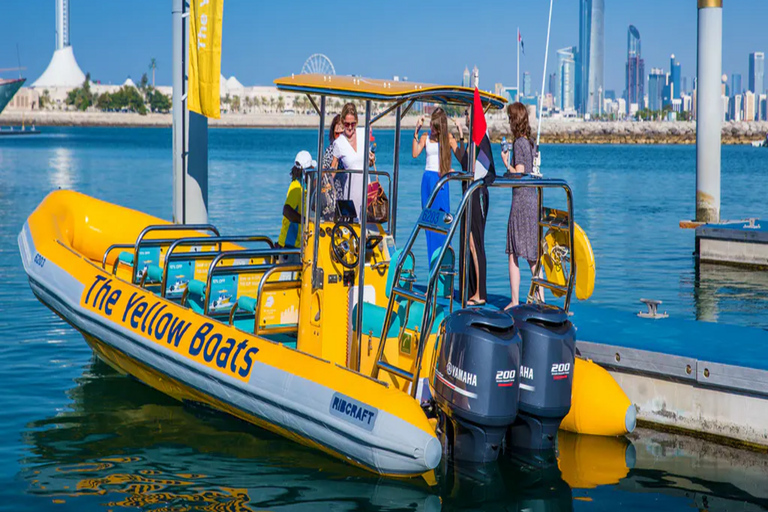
{"left": 226, "top": 76, "right": 244, "bottom": 92}
{"left": 122, "top": 77, "right": 136, "bottom": 88}
{"left": 32, "top": 0, "right": 86, "bottom": 89}
{"left": 32, "top": 46, "right": 86, "bottom": 88}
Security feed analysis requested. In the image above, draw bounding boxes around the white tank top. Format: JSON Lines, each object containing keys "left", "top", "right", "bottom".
{"left": 425, "top": 138, "right": 440, "bottom": 172}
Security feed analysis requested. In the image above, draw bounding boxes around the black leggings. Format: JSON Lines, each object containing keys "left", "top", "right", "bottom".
{"left": 460, "top": 185, "right": 489, "bottom": 301}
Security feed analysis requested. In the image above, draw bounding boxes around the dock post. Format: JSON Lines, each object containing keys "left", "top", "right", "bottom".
{"left": 695, "top": 0, "right": 722, "bottom": 223}
{"left": 172, "top": 0, "right": 208, "bottom": 224}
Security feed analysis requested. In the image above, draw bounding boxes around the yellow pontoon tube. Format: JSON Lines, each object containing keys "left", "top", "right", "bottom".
{"left": 19, "top": 190, "right": 440, "bottom": 477}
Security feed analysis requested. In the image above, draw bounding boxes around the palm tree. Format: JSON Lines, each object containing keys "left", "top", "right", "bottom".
{"left": 149, "top": 58, "right": 157, "bottom": 87}
{"left": 277, "top": 95, "right": 285, "bottom": 113}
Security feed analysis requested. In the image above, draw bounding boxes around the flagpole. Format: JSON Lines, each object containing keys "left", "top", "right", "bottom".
{"left": 516, "top": 27, "right": 520, "bottom": 101}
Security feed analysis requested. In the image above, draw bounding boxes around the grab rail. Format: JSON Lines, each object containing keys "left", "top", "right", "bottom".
{"left": 131, "top": 224, "right": 220, "bottom": 283}
{"left": 203, "top": 248, "right": 301, "bottom": 316}
{"left": 252, "top": 264, "right": 303, "bottom": 335}
{"left": 161, "top": 235, "right": 275, "bottom": 297}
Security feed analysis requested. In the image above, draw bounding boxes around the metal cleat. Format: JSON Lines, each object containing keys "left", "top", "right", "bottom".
{"left": 743, "top": 218, "right": 761, "bottom": 230}
{"left": 638, "top": 298, "right": 669, "bottom": 319}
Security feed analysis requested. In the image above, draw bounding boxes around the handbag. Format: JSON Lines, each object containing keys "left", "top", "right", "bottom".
{"left": 366, "top": 180, "right": 389, "bottom": 224}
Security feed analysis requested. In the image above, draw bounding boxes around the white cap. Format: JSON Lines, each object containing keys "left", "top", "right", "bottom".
{"left": 294, "top": 150, "right": 317, "bottom": 170}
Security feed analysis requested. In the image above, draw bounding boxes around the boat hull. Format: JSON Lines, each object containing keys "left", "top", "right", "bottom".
{"left": 18, "top": 190, "right": 441, "bottom": 477}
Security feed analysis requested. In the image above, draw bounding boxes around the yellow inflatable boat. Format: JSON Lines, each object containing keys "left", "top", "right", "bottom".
{"left": 19, "top": 76, "right": 634, "bottom": 477}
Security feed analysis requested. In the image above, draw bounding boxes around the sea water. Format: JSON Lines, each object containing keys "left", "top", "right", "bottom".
{"left": 1, "top": 127, "right": 767, "bottom": 511}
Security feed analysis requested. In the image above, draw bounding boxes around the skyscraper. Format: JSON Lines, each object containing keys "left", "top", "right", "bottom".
{"left": 577, "top": 0, "right": 605, "bottom": 115}
{"left": 472, "top": 66, "right": 479, "bottom": 88}
{"left": 557, "top": 46, "right": 577, "bottom": 111}
{"left": 548, "top": 73, "right": 557, "bottom": 99}
{"left": 523, "top": 71, "right": 532, "bottom": 97}
{"left": 731, "top": 73, "right": 743, "bottom": 96}
{"left": 462, "top": 67, "right": 470, "bottom": 88}
{"left": 648, "top": 68, "right": 666, "bottom": 112}
{"left": 625, "top": 25, "right": 644, "bottom": 109}
{"left": 670, "top": 55, "right": 681, "bottom": 100}
{"left": 749, "top": 52, "right": 764, "bottom": 94}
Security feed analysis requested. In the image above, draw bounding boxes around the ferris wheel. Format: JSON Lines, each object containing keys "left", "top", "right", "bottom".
{"left": 301, "top": 54, "right": 336, "bottom": 76}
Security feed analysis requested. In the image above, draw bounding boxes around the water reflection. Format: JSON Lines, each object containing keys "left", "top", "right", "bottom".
{"left": 693, "top": 262, "right": 768, "bottom": 326}
{"left": 49, "top": 146, "right": 76, "bottom": 190}
{"left": 18, "top": 359, "right": 768, "bottom": 511}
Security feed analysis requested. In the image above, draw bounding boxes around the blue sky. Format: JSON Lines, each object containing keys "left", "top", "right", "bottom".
{"left": 3, "top": 0, "right": 766, "bottom": 94}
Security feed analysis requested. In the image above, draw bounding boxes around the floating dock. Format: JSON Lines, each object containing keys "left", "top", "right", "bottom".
{"left": 570, "top": 303, "right": 768, "bottom": 448}
{"left": 696, "top": 219, "right": 768, "bottom": 269}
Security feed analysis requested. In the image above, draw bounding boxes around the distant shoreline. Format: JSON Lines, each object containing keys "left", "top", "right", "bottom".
{"left": 1, "top": 110, "right": 766, "bottom": 145}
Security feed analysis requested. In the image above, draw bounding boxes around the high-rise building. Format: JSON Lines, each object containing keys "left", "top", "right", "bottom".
{"left": 670, "top": 55, "right": 681, "bottom": 100}
{"left": 731, "top": 73, "right": 743, "bottom": 96}
{"left": 472, "top": 66, "right": 479, "bottom": 89}
{"left": 749, "top": 52, "right": 764, "bottom": 94}
{"left": 577, "top": 0, "right": 605, "bottom": 115}
{"left": 462, "top": 67, "right": 470, "bottom": 88}
{"left": 682, "top": 77, "right": 688, "bottom": 95}
{"left": 523, "top": 72, "right": 532, "bottom": 97}
{"left": 648, "top": 68, "right": 666, "bottom": 112}
{"left": 730, "top": 94, "right": 743, "bottom": 121}
{"left": 557, "top": 46, "right": 577, "bottom": 111}
{"left": 548, "top": 73, "right": 557, "bottom": 99}
{"left": 744, "top": 91, "right": 756, "bottom": 121}
{"left": 625, "top": 25, "right": 644, "bottom": 109}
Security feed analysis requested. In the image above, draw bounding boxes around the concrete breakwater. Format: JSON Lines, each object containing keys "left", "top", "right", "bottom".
{"left": 485, "top": 119, "right": 768, "bottom": 145}
{"left": 1, "top": 110, "right": 767, "bottom": 145}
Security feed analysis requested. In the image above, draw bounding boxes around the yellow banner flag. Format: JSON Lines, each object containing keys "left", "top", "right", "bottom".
{"left": 189, "top": 0, "right": 223, "bottom": 119}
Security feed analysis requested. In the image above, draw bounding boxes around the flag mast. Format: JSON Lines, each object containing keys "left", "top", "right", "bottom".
{"left": 516, "top": 27, "right": 520, "bottom": 101}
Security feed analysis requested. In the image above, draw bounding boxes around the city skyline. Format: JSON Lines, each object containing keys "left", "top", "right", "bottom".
{"left": 2, "top": 0, "right": 767, "bottom": 97}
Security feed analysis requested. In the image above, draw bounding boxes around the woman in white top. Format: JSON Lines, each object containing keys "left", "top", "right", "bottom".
{"left": 412, "top": 107, "right": 458, "bottom": 261}
{"left": 331, "top": 102, "right": 375, "bottom": 220}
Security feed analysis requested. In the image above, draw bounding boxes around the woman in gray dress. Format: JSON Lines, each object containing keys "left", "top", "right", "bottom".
{"left": 501, "top": 102, "right": 541, "bottom": 309}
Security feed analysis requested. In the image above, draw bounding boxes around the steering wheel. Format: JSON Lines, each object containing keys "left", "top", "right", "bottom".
{"left": 331, "top": 222, "right": 360, "bottom": 269}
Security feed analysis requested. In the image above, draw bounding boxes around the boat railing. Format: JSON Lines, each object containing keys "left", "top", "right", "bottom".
{"left": 161, "top": 235, "right": 275, "bottom": 298}
{"left": 371, "top": 173, "right": 575, "bottom": 396}
{"left": 236, "top": 263, "right": 303, "bottom": 335}
{"left": 304, "top": 167, "right": 392, "bottom": 226}
{"left": 198, "top": 247, "right": 301, "bottom": 317}
{"left": 113, "top": 224, "right": 221, "bottom": 283}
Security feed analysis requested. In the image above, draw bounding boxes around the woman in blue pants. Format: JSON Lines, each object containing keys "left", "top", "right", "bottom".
{"left": 412, "top": 108, "right": 457, "bottom": 261}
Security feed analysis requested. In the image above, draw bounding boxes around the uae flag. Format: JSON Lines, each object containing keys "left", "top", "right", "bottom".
{"left": 471, "top": 87, "right": 496, "bottom": 183}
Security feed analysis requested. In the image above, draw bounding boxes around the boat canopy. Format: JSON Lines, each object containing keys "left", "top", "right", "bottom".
{"left": 274, "top": 74, "right": 507, "bottom": 110}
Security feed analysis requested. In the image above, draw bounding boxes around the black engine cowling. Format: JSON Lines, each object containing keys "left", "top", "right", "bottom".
{"left": 506, "top": 304, "right": 576, "bottom": 452}
{"left": 433, "top": 308, "right": 522, "bottom": 463}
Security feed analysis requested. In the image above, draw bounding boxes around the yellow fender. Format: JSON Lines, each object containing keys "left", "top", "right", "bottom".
{"left": 557, "top": 430, "right": 635, "bottom": 488}
{"left": 560, "top": 357, "right": 636, "bottom": 437}
{"left": 540, "top": 210, "right": 595, "bottom": 300}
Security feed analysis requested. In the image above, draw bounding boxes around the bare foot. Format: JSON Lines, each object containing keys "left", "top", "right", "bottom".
{"left": 504, "top": 301, "right": 518, "bottom": 311}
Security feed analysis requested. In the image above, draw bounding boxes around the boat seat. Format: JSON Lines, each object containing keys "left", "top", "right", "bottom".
{"left": 183, "top": 279, "right": 208, "bottom": 314}
{"left": 117, "top": 251, "right": 134, "bottom": 266}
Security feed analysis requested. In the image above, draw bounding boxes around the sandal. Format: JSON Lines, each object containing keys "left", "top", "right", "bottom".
{"left": 467, "top": 299, "right": 486, "bottom": 306}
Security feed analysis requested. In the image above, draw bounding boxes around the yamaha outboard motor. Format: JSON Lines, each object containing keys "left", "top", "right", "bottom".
{"left": 506, "top": 304, "right": 575, "bottom": 452}
{"left": 433, "top": 309, "right": 522, "bottom": 463}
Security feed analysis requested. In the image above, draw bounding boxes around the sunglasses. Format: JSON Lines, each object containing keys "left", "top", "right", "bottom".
{"left": 343, "top": 121, "right": 357, "bottom": 128}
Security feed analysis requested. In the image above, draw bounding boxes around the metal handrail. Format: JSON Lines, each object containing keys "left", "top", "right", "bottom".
{"left": 252, "top": 264, "right": 302, "bottom": 334}
{"left": 203, "top": 248, "right": 301, "bottom": 316}
{"left": 161, "top": 235, "right": 275, "bottom": 297}
{"left": 131, "top": 224, "right": 220, "bottom": 283}
{"left": 371, "top": 174, "right": 576, "bottom": 396}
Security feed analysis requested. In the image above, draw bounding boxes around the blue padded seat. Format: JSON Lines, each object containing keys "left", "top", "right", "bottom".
{"left": 144, "top": 264, "right": 163, "bottom": 284}
{"left": 117, "top": 251, "right": 134, "bottom": 266}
